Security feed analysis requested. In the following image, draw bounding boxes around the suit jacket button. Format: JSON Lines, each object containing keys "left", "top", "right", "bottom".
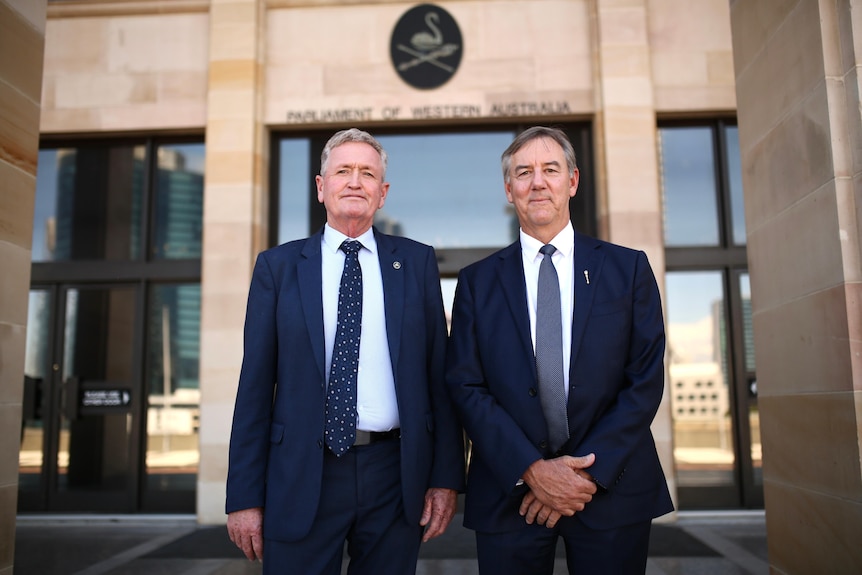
{"left": 528, "top": 388, "right": 537, "bottom": 397}
{"left": 317, "top": 440, "right": 323, "bottom": 449}
{"left": 539, "top": 440, "right": 548, "bottom": 449}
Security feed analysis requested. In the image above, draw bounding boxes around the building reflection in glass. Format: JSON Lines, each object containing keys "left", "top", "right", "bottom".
{"left": 666, "top": 271, "right": 735, "bottom": 488}
{"left": 145, "top": 283, "right": 201, "bottom": 493}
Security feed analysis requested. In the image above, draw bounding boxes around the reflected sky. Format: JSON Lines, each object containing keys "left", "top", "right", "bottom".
{"left": 666, "top": 271, "right": 723, "bottom": 365}
{"left": 278, "top": 132, "right": 517, "bottom": 248}
{"left": 33, "top": 150, "right": 61, "bottom": 261}
{"left": 376, "top": 132, "right": 516, "bottom": 248}
{"left": 278, "top": 139, "right": 311, "bottom": 244}
{"left": 660, "top": 128, "right": 720, "bottom": 247}
{"left": 725, "top": 127, "right": 747, "bottom": 245}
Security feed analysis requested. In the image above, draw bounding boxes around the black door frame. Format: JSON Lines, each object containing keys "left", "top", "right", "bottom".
{"left": 21, "top": 134, "right": 203, "bottom": 513}
{"left": 663, "top": 119, "right": 763, "bottom": 509}
{"left": 20, "top": 282, "right": 146, "bottom": 512}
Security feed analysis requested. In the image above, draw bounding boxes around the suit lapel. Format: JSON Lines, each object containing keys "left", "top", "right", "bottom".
{"left": 375, "top": 230, "right": 404, "bottom": 375}
{"left": 569, "top": 232, "right": 604, "bottom": 377}
{"left": 298, "top": 229, "right": 326, "bottom": 382}
{"left": 496, "top": 242, "right": 535, "bottom": 372}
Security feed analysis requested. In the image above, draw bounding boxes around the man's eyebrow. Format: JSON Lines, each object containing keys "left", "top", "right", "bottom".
{"left": 334, "top": 162, "right": 379, "bottom": 171}
{"left": 513, "top": 160, "right": 562, "bottom": 171}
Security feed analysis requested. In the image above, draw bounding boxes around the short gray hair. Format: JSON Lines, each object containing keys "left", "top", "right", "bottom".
{"left": 320, "top": 128, "right": 388, "bottom": 177}
{"left": 501, "top": 126, "right": 577, "bottom": 183}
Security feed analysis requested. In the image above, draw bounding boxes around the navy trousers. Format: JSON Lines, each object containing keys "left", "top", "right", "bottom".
{"left": 263, "top": 438, "right": 422, "bottom": 575}
{"left": 476, "top": 515, "right": 651, "bottom": 575}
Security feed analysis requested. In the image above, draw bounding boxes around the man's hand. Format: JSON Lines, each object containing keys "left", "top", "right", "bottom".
{"left": 227, "top": 507, "right": 264, "bottom": 562}
{"left": 519, "top": 492, "right": 564, "bottom": 527}
{"left": 520, "top": 453, "right": 597, "bottom": 522}
{"left": 420, "top": 487, "right": 458, "bottom": 542}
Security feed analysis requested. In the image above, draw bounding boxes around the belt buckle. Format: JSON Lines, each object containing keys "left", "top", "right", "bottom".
{"left": 354, "top": 430, "right": 373, "bottom": 446}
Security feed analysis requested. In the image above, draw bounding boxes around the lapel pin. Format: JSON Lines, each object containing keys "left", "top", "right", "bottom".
{"left": 393, "top": 261, "right": 402, "bottom": 270}
{"left": 584, "top": 270, "right": 590, "bottom": 285}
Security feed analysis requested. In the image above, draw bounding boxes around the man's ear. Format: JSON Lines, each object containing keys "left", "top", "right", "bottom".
{"left": 569, "top": 169, "right": 580, "bottom": 198}
{"left": 315, "top": 175, "right": 325, "bottom": 203}
{"left": 378, "top": 182, "right": 390, "bottom": 208}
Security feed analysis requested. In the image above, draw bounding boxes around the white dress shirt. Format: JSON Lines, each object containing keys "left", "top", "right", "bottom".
{"left": 519, "top": 221, "right": 575, "bottom": 400}
{"left": 322, "top": 224, "right": 399, "bottom": 432}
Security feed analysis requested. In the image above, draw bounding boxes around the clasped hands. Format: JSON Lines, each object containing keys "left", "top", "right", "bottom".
{"left": 519, "top": 453, "right": 597, "bottom": 529}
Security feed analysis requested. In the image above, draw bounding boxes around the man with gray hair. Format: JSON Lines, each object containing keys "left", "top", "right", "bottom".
{"left": 226, "top": 128, "right": 464, "bottom": 574}
{"left": 446, "top": 126, "right": 673, "bottom": 573}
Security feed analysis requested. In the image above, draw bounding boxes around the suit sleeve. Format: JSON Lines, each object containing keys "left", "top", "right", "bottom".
{"left": 424, "top": 247, "right": 467, "bottom": 491}
{"left": 225, "top": 252, "right": 278, "bottom": 514}
{"left": 574, "top": 251, "right": 666, "bottom": 489}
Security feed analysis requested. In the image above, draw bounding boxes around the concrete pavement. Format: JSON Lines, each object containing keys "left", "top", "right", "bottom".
{"left": 14, "top": 511, "right": 768, "bottom": 575}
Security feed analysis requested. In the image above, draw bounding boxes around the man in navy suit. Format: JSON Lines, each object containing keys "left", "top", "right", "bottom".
{"left": 226, "top": 128, "right": 465, "bottom": 575}
{"left": 446, "top": 126, "right": 673, "bottom": 574}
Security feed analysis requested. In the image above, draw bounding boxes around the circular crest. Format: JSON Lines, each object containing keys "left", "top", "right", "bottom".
{"left": 390, "top": 4, "right": 463, "bottom": 90}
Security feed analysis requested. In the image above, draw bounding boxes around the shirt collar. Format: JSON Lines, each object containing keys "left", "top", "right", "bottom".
{"left": 323, "top": 223, "right": 377, "bottom": 255}
{"left": 519, "top": 221, "right": 575, "bottom": 262}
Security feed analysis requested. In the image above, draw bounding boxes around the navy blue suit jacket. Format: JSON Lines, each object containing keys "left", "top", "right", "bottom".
{"left": 226, "top": 227, "right": 465, "bottom": 542}
{"left": 446, "top": 231, "right": 673, "bottom": 533}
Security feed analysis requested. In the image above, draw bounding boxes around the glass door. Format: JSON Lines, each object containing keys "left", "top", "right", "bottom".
{"left": 665, "top": 269, "right": 761, "bottom": 508}
{"left": 660, "top": 120, "right": 761, "bottom": 509}
{"left": 19, "top": 284, "right": 143, "bottom": 512}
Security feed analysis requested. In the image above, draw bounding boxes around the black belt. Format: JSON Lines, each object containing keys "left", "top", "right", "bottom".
{"left": 354, "top": 428, "right": 401, "bottom": 446}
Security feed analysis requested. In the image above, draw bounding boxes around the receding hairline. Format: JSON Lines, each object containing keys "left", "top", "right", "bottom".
{"left": 501, "top": 126, "right": 577, "bottom": 182}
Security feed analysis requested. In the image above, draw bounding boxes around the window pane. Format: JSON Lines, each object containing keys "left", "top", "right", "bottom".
{"left": 750, "top": 404, "right": 762, "bottom": 486}
{"left": 59, "top": 287, "right": 136, "bottom": 492}
{"left": 726, "top": 127, "right": 747, "bottom": 245}
{"left": 740, "top": 272, "right": 761, "bottom": 485}
{"left": 145, "top": 284, "right": 201, "bottom": 494}
{"left": 441, "top": 277, "right": 457, "bottom": 333}
{"left": 20, "top": 290, "right": 52, "bottom": 492}
{"left": 34, "top": 146, "right": 145, "bottom": 261}
{"left": 740, "top": 273, "right": 755, "bottom": 372}
{"left": 659, "top": 128, "right": 720, "bottom": 246}
{"left": 152, "top": 144, "right": 205, "bottom": 259}
{"left": 667, "top": 271, "right": 734, "bottom": 489}
{"left": 278, "top": 139, "right": 312, "bottom": 244}
{"left": 376, "top": 132, "right": 517, "bottom": 248}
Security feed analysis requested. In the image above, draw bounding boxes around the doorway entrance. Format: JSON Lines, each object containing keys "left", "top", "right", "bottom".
{"left": 659, "top": 120, "right": 762, "bottom": 509}
{"left": 20, "top": 284, "right": 141, "bottom": 511}
{"left": 20, "top": 137, "right": 205, "bottom": 513}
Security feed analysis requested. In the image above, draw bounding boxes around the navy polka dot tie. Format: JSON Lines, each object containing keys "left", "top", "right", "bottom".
{"left": 324, "top": 240, "right": 363, "bottom": 456}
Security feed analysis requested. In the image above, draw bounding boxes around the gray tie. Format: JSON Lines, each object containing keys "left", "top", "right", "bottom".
{"left": 536, "top": 244, "right": 569, "bottom": 452}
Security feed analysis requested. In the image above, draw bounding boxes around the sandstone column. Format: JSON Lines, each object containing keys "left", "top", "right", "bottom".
{"left": 197, "top": 0, "right": 268, "bottom": 525}
{"left": 730, "top": 0, "right": 862, "bottom": 570}
{"left": 593, "top": 0, "right": 675, "bottom": 506}
{"left": 0, "top": 0, "right": 46, "bottom": 571}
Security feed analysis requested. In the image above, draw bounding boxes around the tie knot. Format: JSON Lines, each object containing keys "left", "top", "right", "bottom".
{"left": 540, "top": 244, "right": 557, "bottom": 257}
{"left": 341, "top": 240, "right": 362, "bottom": 257}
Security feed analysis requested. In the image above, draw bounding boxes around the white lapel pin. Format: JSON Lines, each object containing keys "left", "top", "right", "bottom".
{"left": 584, "top": 270, "right": 590, "bottom": 285}
{"left": 393, "top": 261, "right": 402, "bottom": 270}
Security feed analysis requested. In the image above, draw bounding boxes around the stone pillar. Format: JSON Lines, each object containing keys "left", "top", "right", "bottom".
{"left": 730, "top": 0, "right": 862, "bottom": 571}
{"left": 197, "top": 0, "right": 268, "bottom": 525}
{"left": 593, "top": 0, "right": 675, "bottom": 508}
{"left": 0, "top": 0, "right": 46, "bottom": 571}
